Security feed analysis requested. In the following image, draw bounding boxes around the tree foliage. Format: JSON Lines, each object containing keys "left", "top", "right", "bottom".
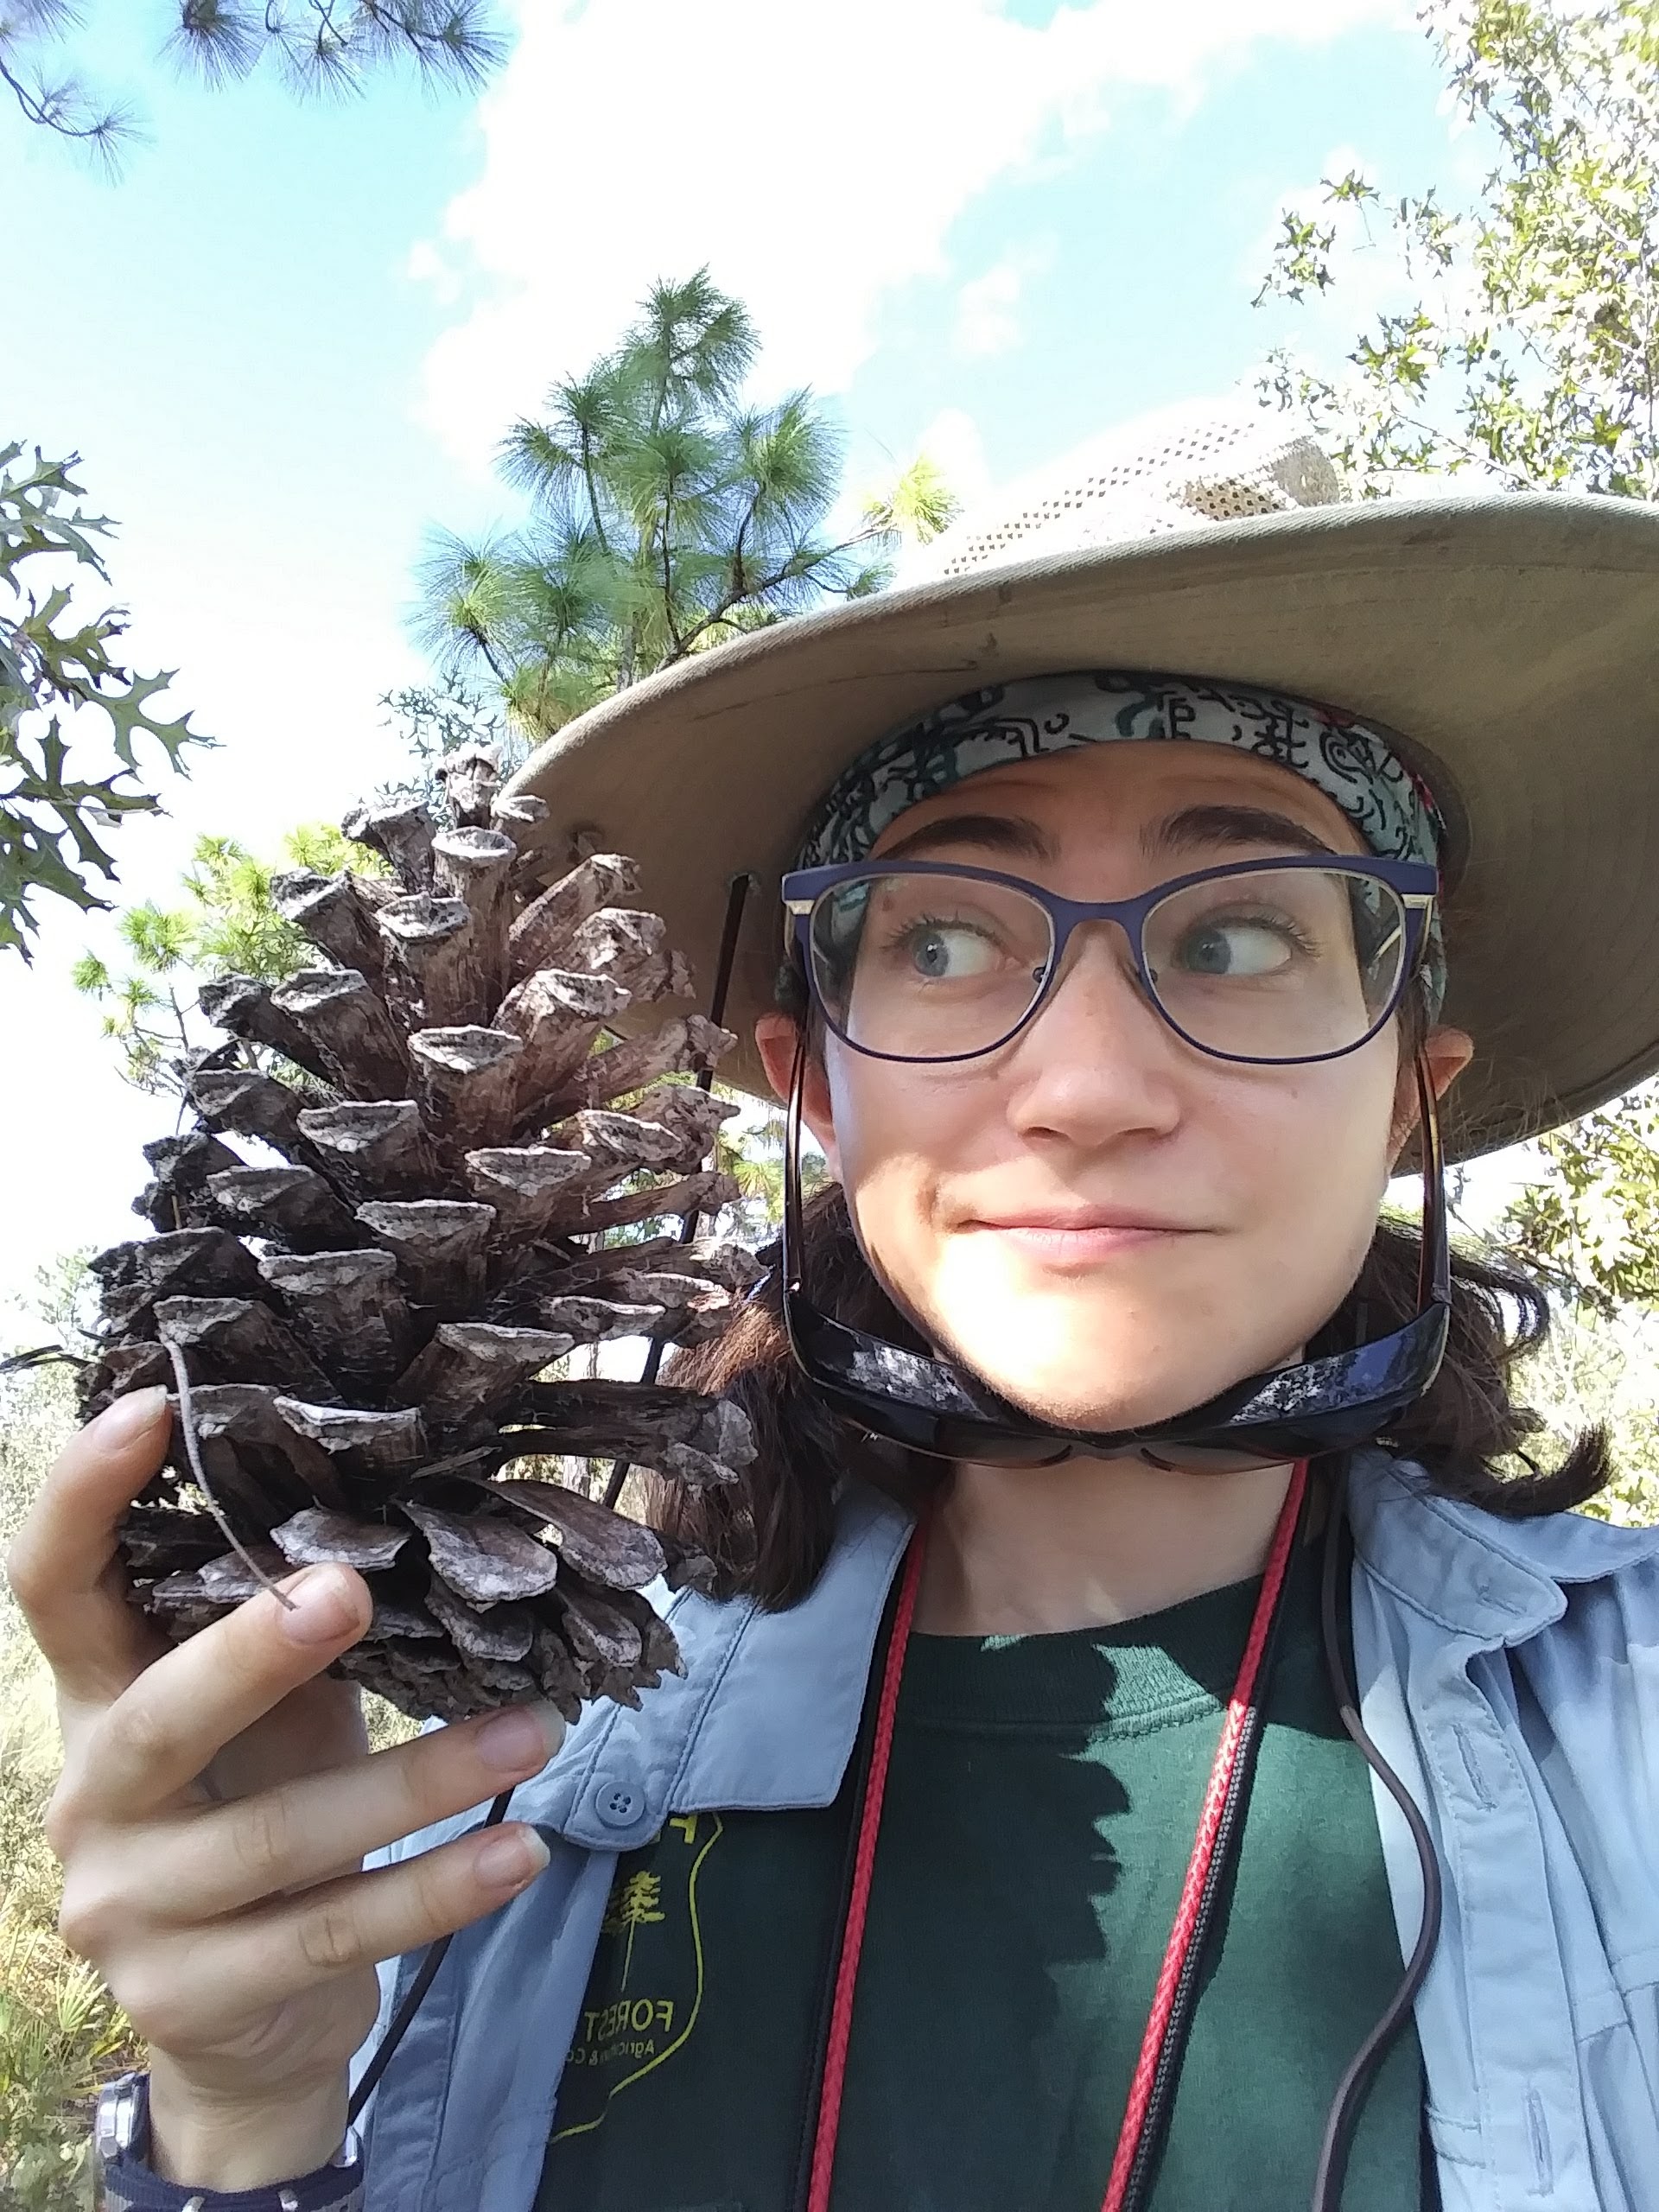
{"left": 1497, "top": 1086, "right": 1659, "bottom": 1321}
{"left": 1478, "top": 1090, "right": 1659, "bottom": 1524}
{"left": 1, "top": 0, "right": 505, "bottom": 168}
{"left": 376, "top": 677, "right": 525, "bottom": 812}
{"left": 73, "top": 821, "right": 378, "bottom": 1092}
{"left": 1, "top": 444, "right": 207, "bottom": 960}
{"left": 859, "top": 451, "right": 963, "bottom": 546}
{"left": 418, "top": 271, "right": 952, "bottom": 737}
{"left": 1256, "top": 0, "right": 1659, "bottom": 496}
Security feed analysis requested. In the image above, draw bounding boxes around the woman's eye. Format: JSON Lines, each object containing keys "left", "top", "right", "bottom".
{"left": 899, "top": 922, "right": 1001, "bottom": 980}
{"left": 1175, "top": 916, "right": 1299, "bottom": 977}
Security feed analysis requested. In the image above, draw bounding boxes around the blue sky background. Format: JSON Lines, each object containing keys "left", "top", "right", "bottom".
{"left": 1, "top": 0, "right": 1471, "bottom": 1319}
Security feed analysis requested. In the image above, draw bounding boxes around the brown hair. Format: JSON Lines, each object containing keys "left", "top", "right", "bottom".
{"left": 656, "top": 1000, "right": 1613, "bottom": 1610}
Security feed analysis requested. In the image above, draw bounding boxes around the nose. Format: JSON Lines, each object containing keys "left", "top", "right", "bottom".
{"left": 1001, "top": 920, "right": 1185, "bottom": 1144}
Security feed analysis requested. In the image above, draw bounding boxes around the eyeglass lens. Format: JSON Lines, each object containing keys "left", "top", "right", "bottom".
{"left": 806, "top": 866, "right": 1409, "bottom": 1065}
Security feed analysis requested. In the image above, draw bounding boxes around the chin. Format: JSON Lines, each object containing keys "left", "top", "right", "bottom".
{"left": 911, "top": 1235, "right": 1344, "bottom": 1439}
{"left": 937, "top": 1319, "right": 1262, "bottom": 1437}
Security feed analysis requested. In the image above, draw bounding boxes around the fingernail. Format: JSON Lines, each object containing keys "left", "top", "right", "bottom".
{"left": 476, "top": 1701, "right": 565, "bottom": 1776}
{"left": 476, "top": 1827, "right": 550, "bottom": 1890}
{"left": 90, "top": 1387, "right": 168, "bottom": 1446}
{"left": 276, "top": 1564, "right": 360, "bottom": 1645}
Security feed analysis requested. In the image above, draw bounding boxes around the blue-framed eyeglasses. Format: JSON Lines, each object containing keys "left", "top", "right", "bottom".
{"left": 782, "top": 855, "right": 1439, "bottom": 1069}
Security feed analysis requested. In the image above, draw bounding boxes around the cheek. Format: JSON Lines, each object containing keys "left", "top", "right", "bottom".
{"left": 1224, "top": 1061, "right": 1395, "bottom": 1313}
{"left": 823, "top": 1046, "right": 988, "bottom": 1302}
{"left": 825, "top": 1038, "right": 1402, "bottom": 1427}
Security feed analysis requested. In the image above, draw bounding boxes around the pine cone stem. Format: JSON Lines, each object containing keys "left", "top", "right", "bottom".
{"left": 159, "top": 1338, "right": 296, "bottom": 1612}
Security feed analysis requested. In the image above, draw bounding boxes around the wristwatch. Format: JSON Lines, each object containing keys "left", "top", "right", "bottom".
{"left": 92, "top": 2073, "right": 365, "bottom": 2212}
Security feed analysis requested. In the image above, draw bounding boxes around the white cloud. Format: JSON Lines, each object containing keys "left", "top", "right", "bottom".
{"left": 960, "top": 263, "right": 1026, "bottom": 358}
{"left": 415, "top": 0, "right": 1409, "bottom": 473}
{"left": 404, "top": 238, "right": 462, "bottom": 308}
{"left": 955, "top": 257, "right": 1027, "bottom": 358}
{"left": 953, "top": 238, "right": 1058, "bottom": 356}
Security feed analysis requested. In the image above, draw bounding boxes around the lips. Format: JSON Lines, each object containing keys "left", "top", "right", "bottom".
{"left": 958, "top": 1211, "right": 1204, "bottom": 1268}
{"left": 968, "top": 1208, "right": 1193, "bottom": 1234}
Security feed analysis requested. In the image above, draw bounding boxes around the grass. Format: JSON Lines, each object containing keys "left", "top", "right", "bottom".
{"left": 0, "top": 1365, "right": 136, "bottom": 2212}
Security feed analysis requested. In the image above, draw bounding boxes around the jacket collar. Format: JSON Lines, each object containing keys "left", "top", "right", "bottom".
{"left": 518, "top": 1480, "right": 912, "bottom": 1848}
{"left": 1345, "top": 1446, "right": 1659, "bottom": 1642}
{"left": 518, "top": 1451, "right": 1659, "bottom": 1844}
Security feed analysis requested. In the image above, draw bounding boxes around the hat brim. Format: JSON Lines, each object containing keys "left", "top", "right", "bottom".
{"left": 506, "top": 493, "right": 1659, "bottom": 1160}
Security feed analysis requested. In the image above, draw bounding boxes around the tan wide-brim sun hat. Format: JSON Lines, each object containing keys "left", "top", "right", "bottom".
{"left": 505, "top": 404, "right": 1659, "bottom": 1160}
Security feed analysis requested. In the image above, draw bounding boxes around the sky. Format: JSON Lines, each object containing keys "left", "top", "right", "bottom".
{"left": 0, "top": 0, "right": 1487, "bottom": 1328}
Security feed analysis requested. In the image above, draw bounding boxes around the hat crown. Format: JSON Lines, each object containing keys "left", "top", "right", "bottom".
{"left": 912, "top": 398, "right": 1343, "bottom": 581}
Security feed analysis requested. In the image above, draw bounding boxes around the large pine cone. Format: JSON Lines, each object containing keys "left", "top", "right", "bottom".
{"left": 81, "top": 753, "right": 762, "bottom": 1724}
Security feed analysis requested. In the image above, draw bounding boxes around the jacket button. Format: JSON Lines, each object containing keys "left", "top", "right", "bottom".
{"left": 594, "top": 1778, "right": 643, "bottom": 1828}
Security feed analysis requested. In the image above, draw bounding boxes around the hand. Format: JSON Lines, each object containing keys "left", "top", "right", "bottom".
{"left": 6, "top": 1388, "right": 563, "bottom": 2190}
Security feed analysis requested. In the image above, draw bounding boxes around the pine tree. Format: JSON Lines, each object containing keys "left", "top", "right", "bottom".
{"left": 73, "top": 823, "right": 384, "bottom": 1095}
{"left": 603, "top": 1871, "right": 665, "bottom": 1986}
{"left": 418, "top": 271, "right": 939, "bottom": 737}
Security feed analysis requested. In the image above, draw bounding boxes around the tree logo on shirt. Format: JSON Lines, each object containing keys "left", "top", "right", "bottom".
{"left": 552, "top": 1811, "right": 725, "bottom": 2139}
{"left": 603, "top": 1872, "right": 667, "bottom": 1986}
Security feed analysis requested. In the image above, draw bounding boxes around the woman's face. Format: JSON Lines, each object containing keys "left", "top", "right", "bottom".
{"left": 758, "top": 741, "right": 1471, "bottom": 1433}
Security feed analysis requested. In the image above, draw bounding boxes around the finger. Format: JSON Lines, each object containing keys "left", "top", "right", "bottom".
{"left": 128, "top": 1823, "right": 553, "bottom": 2049}
{"left": 206, "top": 1670, "right": 366, "bottom": 1804}
{"left": 150, "top": 1704, "right": 566, "bottom": 1919}
{"left": 73, "top": 1563, "right": 373, "bottom": 1821}
{"left": 6, "top": 1390, "right": 174, "bottom": 1700}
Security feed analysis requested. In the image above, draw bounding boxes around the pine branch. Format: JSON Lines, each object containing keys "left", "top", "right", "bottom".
{"left": 0, "top": 50, "right": 138, "bottom": 168}
{"left": 5, "top": 0, "right": 506, "bottom": 160}
{"left": 417, "top": 273, "right": 956, "bottom": 718}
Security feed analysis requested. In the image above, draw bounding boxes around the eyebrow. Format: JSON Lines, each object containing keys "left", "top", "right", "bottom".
{"left": 875, "top": 812, "right": 1058, "bottom": 864}
{"left": 872, "top": 800, "right": 1344, "bottom": 870}
{"left": 1142, "top": 804, "right": 1341, "bottom": 862}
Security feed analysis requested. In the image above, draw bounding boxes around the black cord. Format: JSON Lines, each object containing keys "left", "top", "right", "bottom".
{"left": 0, "top": 1344, "right": 81, "bottom": 1376}
{"left": 346, "top": 1787, "right": 516, "bottom": 2126}
{"left": 601, "top": 869, "right": 753, "bottom": 1512}
{"left": 1311, "top": 1473, "right": 1444, "bottom": 2212}
{"left": 1117, "top": 1470, "right": 1315, "bottom": 2212}
{"left": 1124, "top": 1459, "right": 1446, "bottom": 2212}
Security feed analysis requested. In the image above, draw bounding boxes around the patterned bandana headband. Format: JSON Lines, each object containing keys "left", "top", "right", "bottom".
{"left": 795, "top": 670, "right": 1447, "bottom": 1019}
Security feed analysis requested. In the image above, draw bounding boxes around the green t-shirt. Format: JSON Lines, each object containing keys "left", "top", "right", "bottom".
{"left": 537, "top": 1535, "right": 1427, "bottom": 2212}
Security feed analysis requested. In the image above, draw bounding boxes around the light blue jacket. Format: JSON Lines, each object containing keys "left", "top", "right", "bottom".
{"left": 357, "top": 1451, "right": 1659, "bottom": 2212}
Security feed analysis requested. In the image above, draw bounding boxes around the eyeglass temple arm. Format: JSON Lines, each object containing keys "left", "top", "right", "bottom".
{"left": 780, "top": 1023, "right": 817, "bottom": 1371}
{"left": 1413, "top": 1046, "right": 1452, "bottom": 1312}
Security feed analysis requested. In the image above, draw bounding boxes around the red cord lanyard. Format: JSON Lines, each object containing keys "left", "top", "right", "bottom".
{"left": 805, "top": 1458, "right": 1310, "bottom": 2212}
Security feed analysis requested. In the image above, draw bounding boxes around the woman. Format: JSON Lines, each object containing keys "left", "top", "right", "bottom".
{"left": 13, "top": 414, "right": 1659, "bottom": 2212}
